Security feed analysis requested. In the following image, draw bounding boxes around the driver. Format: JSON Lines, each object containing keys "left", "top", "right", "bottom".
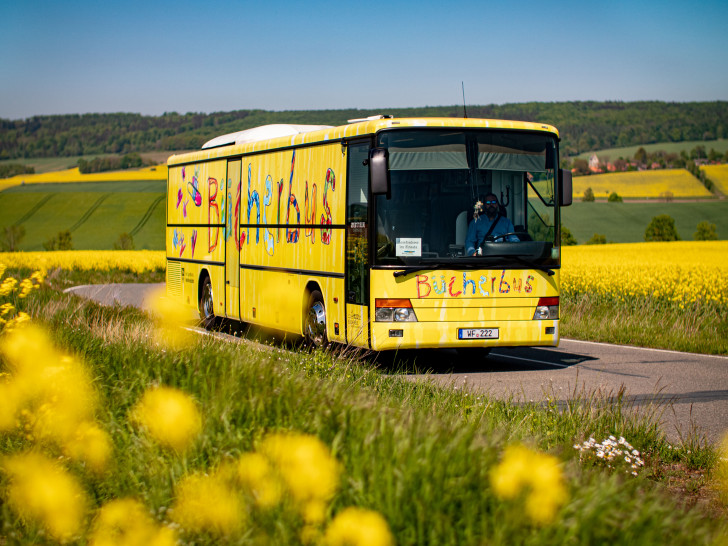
{"left": 465, "top": 193, "right": 518, "bottom": 256}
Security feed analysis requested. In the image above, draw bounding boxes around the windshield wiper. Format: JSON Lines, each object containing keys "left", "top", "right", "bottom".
{"left": 392, "top": 265, "right": 444, "bottom": 278}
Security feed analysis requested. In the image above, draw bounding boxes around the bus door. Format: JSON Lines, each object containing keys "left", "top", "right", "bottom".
{"left": 345, "top": 141, "right": 370, "bottom": 347}
{"left": 225, "top": 159, "right": 242, "bottom": 320}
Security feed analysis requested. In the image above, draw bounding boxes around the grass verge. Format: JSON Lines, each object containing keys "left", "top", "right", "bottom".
{"left": 0, "top": 267, "right": 726, "bottom": 543}
{"left": 561, "top": 294, "right": 728, "bottom": 355}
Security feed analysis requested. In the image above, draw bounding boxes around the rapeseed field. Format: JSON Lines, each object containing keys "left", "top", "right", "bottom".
{"left": 562, "top": 241, "right": 727, "bottom": 307}
{"left": 572, "top": 169, "right": 711, "bottom": 199}
{"left": 0, "top": 165, "right": 167, "bottom": 192}
{"left": 0, "top": 250, "right": 165, "bottom": 273}
{"left": 701, "top": 164, "right": 728, "bottom": 194}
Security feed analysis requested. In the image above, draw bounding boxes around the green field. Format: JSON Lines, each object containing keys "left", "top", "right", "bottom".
{"left": 562, "top": 200, "right": 728, "bottom": 243}
{"left": 2, "top": 181, "right": 726, "bottom": 251}
{"left": 0, "top": 181, "right": 165, "bottom": 250}
{"left": 574, "top": 139, "right": 728, "bottom": 161}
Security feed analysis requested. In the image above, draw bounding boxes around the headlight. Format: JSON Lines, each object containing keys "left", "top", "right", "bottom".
{"left": 533, "top": 297, "right": 559, "bottom": 320}
{"left": 374, "top": 299, "right": 418, "bottom": 322}
{"left": 394, "top": 308, "right": 416, "bottom": 322}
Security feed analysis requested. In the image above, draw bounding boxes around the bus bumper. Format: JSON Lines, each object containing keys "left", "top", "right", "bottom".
{"left": 370, "top": 319, "right": 559, "bottom": 351}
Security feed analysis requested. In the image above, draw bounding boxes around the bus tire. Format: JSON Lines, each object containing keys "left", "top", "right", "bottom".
{"left": 199, "top": 276, "right": 216, "bottom": 330}
{"left": 304, "top": 290, "right": 327, "bottom": 348}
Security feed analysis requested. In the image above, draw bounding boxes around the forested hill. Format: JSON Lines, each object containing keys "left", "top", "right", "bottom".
{"left": 2, "top": 101, "right": 727, "bottom": 160}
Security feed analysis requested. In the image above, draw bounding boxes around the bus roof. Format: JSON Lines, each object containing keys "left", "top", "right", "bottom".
{"left": 168, "top": 117, "right": 560, "bottom": 166}
{"left": 201, "top": 124, "right": 334, "bottom": 149}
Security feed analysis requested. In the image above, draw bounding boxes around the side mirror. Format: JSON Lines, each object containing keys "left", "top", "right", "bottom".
{"left": 370, "top": 148, "right": 390, "bottom": 198}
{"left": 559, "top": 168, "right": 572, "bottom": 206}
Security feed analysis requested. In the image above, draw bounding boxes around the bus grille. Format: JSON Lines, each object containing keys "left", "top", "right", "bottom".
{"left": 167, "top": 260, "right": 182, "bottom": 296}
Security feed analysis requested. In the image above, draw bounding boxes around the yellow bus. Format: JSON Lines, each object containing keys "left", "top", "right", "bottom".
{"left": 166, "top": 116, "right": 572, "bottom": 351}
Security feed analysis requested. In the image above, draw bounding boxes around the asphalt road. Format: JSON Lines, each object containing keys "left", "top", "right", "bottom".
{"left": 66, "top": 283, "right": 728, "bottom": 444}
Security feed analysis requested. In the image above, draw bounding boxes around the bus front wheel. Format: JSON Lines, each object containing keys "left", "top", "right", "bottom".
{"left": 199, "top": 276, "right": 216, "bottom": 330}
{"left": 304, "top": 290, "right": 327, "bottom": 348}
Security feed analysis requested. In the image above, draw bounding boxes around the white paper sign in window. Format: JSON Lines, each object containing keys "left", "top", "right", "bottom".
{"left": 396, "top": 238, "right": 421, "bottom": 257}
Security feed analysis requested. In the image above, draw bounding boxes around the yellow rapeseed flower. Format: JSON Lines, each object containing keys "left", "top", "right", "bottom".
{"left": 147, "top": 285, "right": 195, "bottom": 349}
{"left": 562, "top": 241, "right": 728, "bottom": 308}
{"left": 131, "top": 386, "right": 202, "bottom": 452}
{"left": 0, "top": 277, "right": 18, "bottom": 297}
{"left": 490, "top": 444, "right": 568, "bottom": 526}
{"left": 0, "top": 325, "right": 108, "bottom": 468}
{"left": 259, "top": 432, "right": 341, "bottom": 523}
{"left": 17, "top": 273, "right": 43, "bottom": 299}
{"left": 2, "top": 451, "right": 88, "bottom": 541}
{"left": 701, "top": 164, "right": 728, "bottom": 194}
{"left": 63, "top": 422, "right": 113, "bottom": 474}
{"left": 323, "top": 507, "right": 395, "bottom": 546}
{"left": 3, "top": 311, "right": 31, "bottom": 331}
{"left": 0, "top": 381, "right": 21, "bottom": 431}
{"left": 236, "top": 451, "right": 283, "bottom": 508}
{"left": 89, "top": 498, "right": 177, "bottom": 546}
{"left": 171, "top": 471, "right": 243, "bottom": 536}
{"left": 0, "top": 250, "right": 165, "bottom": 273}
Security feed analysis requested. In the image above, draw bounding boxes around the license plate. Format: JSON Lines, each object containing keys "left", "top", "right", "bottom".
{"left": 458, "top": 328, "right": 499, "bottom": 340}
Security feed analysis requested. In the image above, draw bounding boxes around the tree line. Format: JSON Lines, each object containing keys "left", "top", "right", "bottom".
{"left": 77, "top": 152, "right": 144, "bottom": 174}
{"left": 1, "top": 101, "right": 727, "bottom": 160}
{"left": 571, "top": 144, "right": 728, "bottom": 175}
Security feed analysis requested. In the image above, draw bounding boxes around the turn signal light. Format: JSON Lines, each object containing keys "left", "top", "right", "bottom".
{"left": 375, "top": 299, "right": 417, "bottom": 322}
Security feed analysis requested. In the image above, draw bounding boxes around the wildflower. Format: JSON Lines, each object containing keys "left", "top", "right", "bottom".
{"left": 147, "top": 286, "right": 195, "bottom": 349}
{"left": 63, "top": 421, "right": 113, "bottom": 474}
{"left": 323, "top": 507, "right": 395, "bottom": 546}
{"left": 18, "top": 278, "right": 35, "bottom": 298}
{"left": 131, "top": 386, "right": 202, "bottom": 452}
{"left": 490, "top": 444, "right": 568, "bottom": 526}
{"left": 89, "top": 498, "right": 176, "bottom": 546}
{"left": 0, "top": 302, "right": 14, "bottom": 316}
{"left": 0, "top": 325, "right": 105, "bottom": 463}
{"left": 0, "top": 277, "right": 18, "bottom": 297}
{"left": 171, "top": 471, "right": 243, "bottom": 536}
{"left": 574, "top": 435, "right": 645, "bottom": 476}
{"left": 3, "top": 451, "right": 88, "bottom": 541}
{"left": 236, "top": 452, "right": 283, "bottom": 508}
{"left": 4, "top": 311, "right": 31, "bottom": 330}
{"left": 259, "top": 432, "right": 341, "bottom": 523}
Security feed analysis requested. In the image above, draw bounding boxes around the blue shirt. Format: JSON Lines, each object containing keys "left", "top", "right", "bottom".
{"left": 465, "top": 215, "right": 518, "bottom": 255}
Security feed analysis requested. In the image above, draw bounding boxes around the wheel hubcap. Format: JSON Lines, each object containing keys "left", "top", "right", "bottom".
{"left": 202, "top": 285, "right": 213, "bottom": 318}
{"left": 307, "top": 301, "right": 326, "bottom": 344}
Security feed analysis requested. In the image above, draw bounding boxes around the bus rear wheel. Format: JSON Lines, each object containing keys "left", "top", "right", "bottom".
{"left": 199, "top": 276, "right": 216, "bottom": 330}
{"left": 304, "top": 290, "right": 327, "bottom": 348}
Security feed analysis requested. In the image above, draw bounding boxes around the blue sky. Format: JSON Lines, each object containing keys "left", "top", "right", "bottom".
{"left": 2, "top": 0, "right": 727, "bottom": 119}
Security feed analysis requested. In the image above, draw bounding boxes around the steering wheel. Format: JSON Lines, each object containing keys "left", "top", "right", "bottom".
{"left": 490, "top": 231, "right": 531, "bottom": 242}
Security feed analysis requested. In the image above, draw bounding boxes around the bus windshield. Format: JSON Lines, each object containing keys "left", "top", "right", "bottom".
{"left": 374, "top": 129, "right": 560, "bottom": 268}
